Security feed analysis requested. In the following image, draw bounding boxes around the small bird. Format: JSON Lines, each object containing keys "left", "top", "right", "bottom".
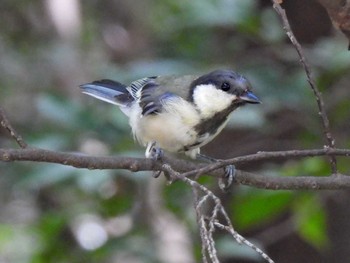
{"left": 80, "top": 69, "right": 260, "bottom": 187}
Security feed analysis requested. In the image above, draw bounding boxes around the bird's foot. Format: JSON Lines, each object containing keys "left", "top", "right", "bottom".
{"left": 196, "top": 153, "right": 236, "bottom": 191}
{"left": 146, "top": 141, "right": 164, "bottom": 161}
{"left": 218, "top": 164, "right": 236, "bottom": 191}
{"left": 145, "top": 141, "right": 164, "bottom": 178}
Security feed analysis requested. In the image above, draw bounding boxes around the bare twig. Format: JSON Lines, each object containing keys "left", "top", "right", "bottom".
{"left": 162, "top": 164, "right": 275, "bottom": 263}
{"left": 0, "top": 107, "right": 27, "bottom": 149}
{"left": 193, "top": 188, "right": 210, "bottom": 263}
{"left": 214, "top": 222, "right": 274, "bottom": 263}
{"left": 180, "top": 148, "right": 350, "bottom": 180}
{"left": 164, "top": 164, "right": 221, "bottom": 263}
{"left": 271, "top": 0, "right": 338, "bottom": 173}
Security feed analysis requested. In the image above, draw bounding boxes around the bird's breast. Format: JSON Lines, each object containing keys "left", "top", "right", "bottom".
{"left": 129, "top": 97, "right": 201, "bottom": 152}
{"left": 128, "top": 95, "right": 236, "bottom": 153}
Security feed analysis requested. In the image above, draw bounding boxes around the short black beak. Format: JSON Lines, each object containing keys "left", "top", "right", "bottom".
{"left": 239, "top": 91, "right": 261, "bottom": 104}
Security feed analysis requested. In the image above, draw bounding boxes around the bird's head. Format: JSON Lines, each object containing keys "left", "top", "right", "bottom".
{"left": 190, "top": 70, "right": 260, "bottom": 118}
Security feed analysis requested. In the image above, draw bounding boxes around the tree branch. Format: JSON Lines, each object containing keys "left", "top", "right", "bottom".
{"left": 271, "top": 0, "right": 338, "bottom": 173}
{"left": 180, "top": 148, "right": 350, "bottom": 179}
{"left": 0, "top": 107, "right": 28, "bottom": 149}
{"left": 162, "top": 164, "right": 275, "bottom": 263}
{"left": 315, "top": 0, "right": 350, "bottom": 49}
{"left": 2, "top": 147, "right": 350, "bottom": 190}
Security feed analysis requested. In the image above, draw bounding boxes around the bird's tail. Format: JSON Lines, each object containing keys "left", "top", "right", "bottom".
{"left": 79, "top": 79, "right": 134, "bottom": 110}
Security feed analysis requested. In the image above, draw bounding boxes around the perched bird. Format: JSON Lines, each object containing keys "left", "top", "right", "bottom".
{"left": 80, "top": 69, "right": 260, "bottom": 187}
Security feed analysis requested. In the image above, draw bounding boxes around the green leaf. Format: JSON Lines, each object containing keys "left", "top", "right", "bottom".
{"left": 294, "top": 194, "right": 328, "bottom": 249}
{"left": 232, "top": 189, "right": 293, "bottom": 230}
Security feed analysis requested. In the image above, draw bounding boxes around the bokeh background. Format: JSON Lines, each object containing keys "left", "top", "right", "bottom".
{"left": 1, "top": 0, "right": 350, "bottom": 262}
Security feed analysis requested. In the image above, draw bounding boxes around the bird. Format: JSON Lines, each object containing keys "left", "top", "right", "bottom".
{"left": 80, "top": 69, "right": 260, "bottom": 188}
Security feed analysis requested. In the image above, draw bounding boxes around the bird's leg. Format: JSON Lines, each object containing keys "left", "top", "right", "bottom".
{"left": 196, "top": 153, "right": 235, "bottom": 191}
{"left": 196, "top": 153, "right": 218, "bottom": 163}
{"left": 145, "top": 141, "right": 164, "bottom": 160}
{"left": 145, "top": 141, "right": 164, "bottom": 178}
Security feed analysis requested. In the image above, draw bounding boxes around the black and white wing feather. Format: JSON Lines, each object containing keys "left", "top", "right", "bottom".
{"left": 127, "top": 76, "right": 178, "bottom": 116}
{"left": 80, "top": 75, "right": 189, "bottom": 117}
{"left": 80, "top": 79, "right": 133, "bottom": 107}
{"left": 126, "top": 76, "right": 157, "bottom": 100}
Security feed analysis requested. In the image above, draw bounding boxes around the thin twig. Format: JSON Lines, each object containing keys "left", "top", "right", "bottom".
{"left": 162, "top": 164, "right": 275, "bottom": 263}
{"left": 180, "top": 148, "right": 350, "bottom": 180}
{"left": 214, "top": 222, "right": 275, "bottom": 263}
{"left": 0, "top": 107, "right": 27, "bottom": 149}
{"left": 271, "top": 0, "right": 337, "bottom": 173}
{"left": 164, "top": 164, "right": 221, "bottom": 263}
{"left": 193, "top": 187, "right": 210, "bottom": 263}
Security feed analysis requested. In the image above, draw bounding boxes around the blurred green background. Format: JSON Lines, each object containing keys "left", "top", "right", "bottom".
{"left": 1, "top": 0, "right": 350, "bottom": 262}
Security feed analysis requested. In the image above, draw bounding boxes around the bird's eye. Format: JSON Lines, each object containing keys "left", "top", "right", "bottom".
{"left": 221, "top": 82, "right": 230, "bottom": 91}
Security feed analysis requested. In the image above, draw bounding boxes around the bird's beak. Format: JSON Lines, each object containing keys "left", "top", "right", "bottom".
{"left": 239, "top": 91, "right": 261, "bottom": 104}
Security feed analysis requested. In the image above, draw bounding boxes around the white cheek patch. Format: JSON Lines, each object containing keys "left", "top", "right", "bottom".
{"left": 192, "top": 84, "right": 236, "bottom": 119}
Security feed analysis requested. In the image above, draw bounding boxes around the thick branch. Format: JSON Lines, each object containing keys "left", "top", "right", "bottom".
{"left": 2, "top": 147, "right": 350, "bottom": 190}
{"left": 0, "top": 147, "right": 159, "bottom": 171}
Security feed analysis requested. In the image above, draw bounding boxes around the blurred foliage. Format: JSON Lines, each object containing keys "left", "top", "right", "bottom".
{"left": 1, "top": 0, "right": 350, "bottom": 263}
{"left": 232, "top": 189, "right": 294, "bottom": 230}
{"left": 293, "top": 193, "right": 328, "bottom": 249}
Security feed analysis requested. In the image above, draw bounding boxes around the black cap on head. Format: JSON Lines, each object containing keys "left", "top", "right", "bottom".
{"left": 190, "top": 69, "right": 260, "bottom": 104}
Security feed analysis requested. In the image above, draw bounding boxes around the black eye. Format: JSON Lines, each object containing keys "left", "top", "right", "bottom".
{"left": 221, "top": 82, "right": 230, "bottom": 91}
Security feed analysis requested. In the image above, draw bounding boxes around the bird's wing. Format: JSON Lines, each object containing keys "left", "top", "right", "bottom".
{"left": 138, "top": 82, "right": 179, "bottom": 116}
{"left": 127, "top": 74, "right": 200, "bottom": 116}
{"left": 80, "top": 79, "right": 133, "bottom": 107}
{"left": 126, "top": 76, "right": 157, "bottom": 100}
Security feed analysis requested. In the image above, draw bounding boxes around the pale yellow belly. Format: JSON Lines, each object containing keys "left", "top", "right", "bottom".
{"left": 128, "top": 98, "right": 201, "bottom": 153}
{"left": 135, "top": 113, "right": 198, "bottom": 152}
